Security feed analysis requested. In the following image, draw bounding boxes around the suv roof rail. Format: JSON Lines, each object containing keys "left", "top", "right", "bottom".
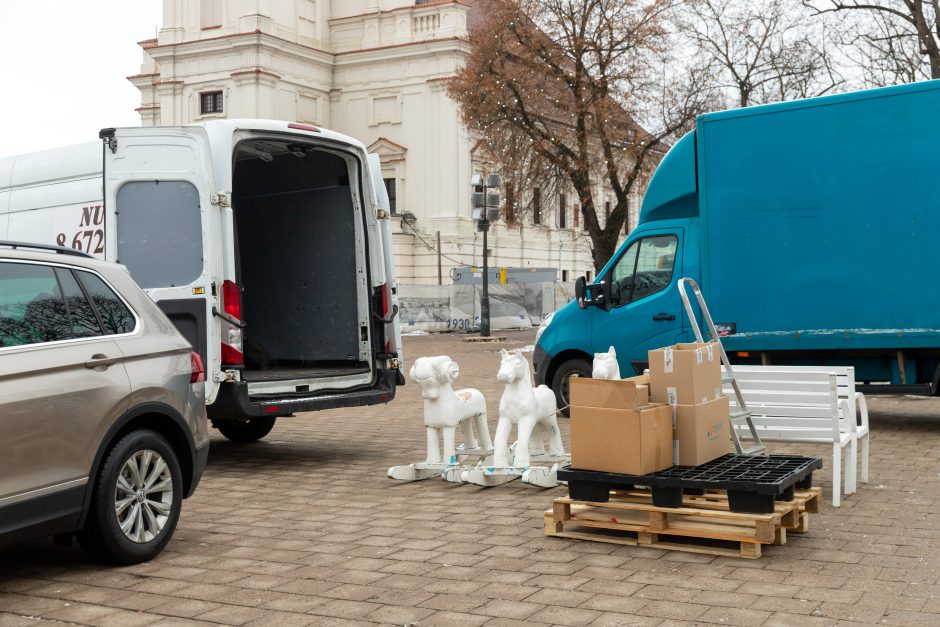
{"left": 0, "top": 241, "right": 94, "bottom": 259}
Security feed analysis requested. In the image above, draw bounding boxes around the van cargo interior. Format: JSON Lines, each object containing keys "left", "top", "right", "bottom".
{"left": 233, "top": 140, "right": 368, "bottom": 385}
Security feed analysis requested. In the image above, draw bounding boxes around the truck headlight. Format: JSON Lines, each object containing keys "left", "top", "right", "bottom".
{"left": 535, "top": 311, "right": 555, "bottom": 344}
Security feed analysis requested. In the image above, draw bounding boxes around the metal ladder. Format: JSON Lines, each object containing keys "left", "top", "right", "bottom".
{"left": 677, "top": 278, "right": 766, "bottom": 456}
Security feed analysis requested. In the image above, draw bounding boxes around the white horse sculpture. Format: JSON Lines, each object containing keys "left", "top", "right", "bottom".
{"left": 493, "top": 349, "right": 564, "bottom": 468}
{"left": 592, "top": 346, "right": 621, "bottom": 380}
{"left": 388, "top": 356, "right": 493, "bottom": 482}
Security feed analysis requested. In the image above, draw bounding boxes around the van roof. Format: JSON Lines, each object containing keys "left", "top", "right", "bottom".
{"left": 195, "top": 119, "right": 369, "bottom": 153}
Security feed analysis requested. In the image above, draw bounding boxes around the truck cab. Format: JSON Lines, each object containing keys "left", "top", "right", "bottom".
{"left": 534, "top": 133, "right": 697, "bottom": 410}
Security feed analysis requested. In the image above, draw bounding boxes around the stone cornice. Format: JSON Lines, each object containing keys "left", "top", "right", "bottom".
{"left": 328, "top": 0, "right": 471, "bottom": 25}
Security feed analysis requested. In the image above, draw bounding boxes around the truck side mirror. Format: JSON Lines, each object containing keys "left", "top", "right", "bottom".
{"left": 575, "top": 276, "right": 587, "bottom": 309}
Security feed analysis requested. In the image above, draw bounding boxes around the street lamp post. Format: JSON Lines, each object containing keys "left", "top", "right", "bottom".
{"left": 471, "top": 173, "right": 501, "bottom": 337}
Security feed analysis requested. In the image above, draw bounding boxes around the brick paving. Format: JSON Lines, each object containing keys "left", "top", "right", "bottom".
{"left": 2, "top": 330, "right": 940, "bottom": 626}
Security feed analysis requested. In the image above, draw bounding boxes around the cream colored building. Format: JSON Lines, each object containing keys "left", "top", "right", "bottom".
{"left": 131, "top": 0, "right": 639, "bottom": 283}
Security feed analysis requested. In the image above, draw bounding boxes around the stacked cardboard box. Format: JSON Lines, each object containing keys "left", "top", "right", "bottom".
{"left": 648, "top": 341, "right": 731, "bottom": 467}
{"left": 569, "top": 376, "right": 673, "bottom": 475}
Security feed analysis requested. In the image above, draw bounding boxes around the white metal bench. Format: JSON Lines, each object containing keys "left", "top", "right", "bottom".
{"left": 722, "top": 365, "right": 870, "bottom": 507}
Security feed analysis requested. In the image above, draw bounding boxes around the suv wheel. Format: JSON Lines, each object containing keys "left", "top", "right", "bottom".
{"left": 551, "top": 357, "right": 592, "bottom": 417}
{"left": 214, "top": 417, "right": 276, "bottom": 443}
{"left": 78, "top": 430, "right": 182, "bottom": 564}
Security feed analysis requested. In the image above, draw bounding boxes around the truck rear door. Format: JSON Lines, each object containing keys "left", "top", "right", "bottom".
{"left": 102, "top": 127, "right": 221, "bottom": 402}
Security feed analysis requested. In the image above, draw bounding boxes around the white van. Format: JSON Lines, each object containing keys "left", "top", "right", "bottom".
{"left": 0, "top": 120, "right": 404, "bottom": 442}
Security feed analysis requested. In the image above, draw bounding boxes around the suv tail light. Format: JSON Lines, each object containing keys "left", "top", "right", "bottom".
{"left": 221, "top": 280, "right": 244, "bottom": 366}
{"left": 190, "top": 351, "right": 205, "bottom": 384}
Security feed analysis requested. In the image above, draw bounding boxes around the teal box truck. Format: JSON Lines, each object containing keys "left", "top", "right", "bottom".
{"left": 534, "top": 80, "right": 940, "bottom": 407}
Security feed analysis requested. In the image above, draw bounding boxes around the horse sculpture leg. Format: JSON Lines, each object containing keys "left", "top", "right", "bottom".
{"left": 475, "top": 411, "right": 493, "bottom": 450}
{"left": 442, "top": 426, "right": 458, "bottom": 465}
{"left": 513, "top": 416, "right": 539, "bottom": 467}
{"left": 458, "top": 417, "right": 479, "bottom": 449}
{"left": 493, "top": 418, "right": 513, "bottom": 467}
{"left": 528, "top": 422, "right": 546, "bottom": 455}
{"left": 426, "top": 427, "right": 442, "bottom": 464}
{"left": 544, "top": 414, "right": 565, "bottom": 455}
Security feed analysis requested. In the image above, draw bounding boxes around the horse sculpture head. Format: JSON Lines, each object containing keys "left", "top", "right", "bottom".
{"left": 410, "top": 355, "right": 460, "bottom": 400}
{"left": 592, "top": 346, "right": 621, "bottom": 380}
{"left": 497, "top": 349, "right": 531, "bottom": 384}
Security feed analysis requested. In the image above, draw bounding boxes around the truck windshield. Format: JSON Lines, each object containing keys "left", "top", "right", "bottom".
{"left": 609, "top": 235, "right": 677, "bottom": 306}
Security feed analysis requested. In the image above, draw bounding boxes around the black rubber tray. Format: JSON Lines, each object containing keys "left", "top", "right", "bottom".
{"left": 558, "top": 454, "right": 823, "bottom": 514}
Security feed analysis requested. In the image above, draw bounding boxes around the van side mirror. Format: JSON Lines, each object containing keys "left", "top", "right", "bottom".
{"left": 575, "top": 276, "right": 587, "bottom": 309}
{"left": 575, "top": 276, "right": 615, "bottom": 311}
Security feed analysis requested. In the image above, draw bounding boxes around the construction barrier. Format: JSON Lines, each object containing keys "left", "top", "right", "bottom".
{"left": 398, "top": 282, "right": 576, "bottom": 333}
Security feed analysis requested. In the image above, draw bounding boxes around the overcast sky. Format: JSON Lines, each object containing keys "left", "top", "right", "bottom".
{"left": 0, "top": 1, "right": 162, "bottom": 158}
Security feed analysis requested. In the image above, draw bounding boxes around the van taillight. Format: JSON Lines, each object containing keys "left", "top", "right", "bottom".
{"left": 190, "top": 351, "right": 205, "bottom": 384}
{"left": 380, "top": 284, "right": 392, "bottom": 354}
{"left": 223, "top": 280, "right": 242, "bottom": 320}
{"left": 221, "top": 280, "right": 244, "bottom": 366}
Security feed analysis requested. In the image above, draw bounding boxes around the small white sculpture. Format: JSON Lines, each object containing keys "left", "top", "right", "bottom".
{"left": 388, "top": 356, "right": 493, "bottom": 482}
{"left": 592, "top": 346, "right": 621, "bottom": 380}
{"left": 493, "top": 349, "right": 565, "bottom": 467}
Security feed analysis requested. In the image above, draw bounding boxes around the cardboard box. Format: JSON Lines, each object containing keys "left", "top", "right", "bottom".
{"left": 674, "top": 395, "right": 732, "bottom": 467}
{"left": 570, "top": 403, "right": 673, "bottom": 475}
{"left": 648, "top": 341, "right": 722, "bottom": 405}
{"left": 569, "top": 376, "right": 648, "bottom": 409}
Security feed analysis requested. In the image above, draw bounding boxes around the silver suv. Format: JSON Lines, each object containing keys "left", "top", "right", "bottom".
{"left": 0, "top": 242, "right": 209, "bottom": 564}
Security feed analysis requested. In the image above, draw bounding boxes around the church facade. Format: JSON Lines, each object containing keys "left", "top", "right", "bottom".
{"left": 130, "top": 0, "right": 639, "bottom": 283}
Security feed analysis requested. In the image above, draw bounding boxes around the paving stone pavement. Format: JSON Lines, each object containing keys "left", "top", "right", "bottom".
{"left": 2, "top": 330, "right": 940, "bottom": 626}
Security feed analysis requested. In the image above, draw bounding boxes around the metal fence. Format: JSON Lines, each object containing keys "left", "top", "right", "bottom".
{"left": 398, "top": 282, "right": 576, "bottom": 333}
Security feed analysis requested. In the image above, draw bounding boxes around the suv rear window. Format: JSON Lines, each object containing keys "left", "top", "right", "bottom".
{"left": 0, "top": 263, "right": 71, "bottom": 347}
{"left": 76, "top": 271, "right": 136, "bottom": 335}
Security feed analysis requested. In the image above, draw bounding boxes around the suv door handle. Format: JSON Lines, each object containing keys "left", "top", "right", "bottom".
{"left": 652, "top": 313, "right": 676, "bottom": 321}
{"left": 85, "top": 354, "right": 120, "bottom": 369}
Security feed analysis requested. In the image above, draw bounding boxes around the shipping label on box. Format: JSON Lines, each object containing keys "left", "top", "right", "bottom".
{"left": 570, "top": 404, "right": 673, "bottom": 476}
{"left": 569, "top": 377, "right": 649, "bottom": 410}
{"left": 648, "top": 341, "right": 722, "bottom": 405}
{"left": 674, "top": 395, "right": 732, "bottom": 467}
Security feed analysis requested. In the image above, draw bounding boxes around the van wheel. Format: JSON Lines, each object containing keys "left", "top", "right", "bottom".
{"left": 77, "top": 430, "right": 182, "bottom": 565}
{"left": 215, "top": 417, "right": 276, "bottom": 443}
{"left": 551, "top": 358, "right": 592, "bottom": 417}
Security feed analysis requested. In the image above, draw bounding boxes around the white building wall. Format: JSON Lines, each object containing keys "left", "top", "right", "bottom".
{"left": 131, "top": 0, "right": 635, "bottom": 284}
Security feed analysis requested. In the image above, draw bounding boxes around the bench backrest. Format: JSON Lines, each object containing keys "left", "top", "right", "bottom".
{"left": 726, "top": 365, "right": 858, "bottom": 421}
{"left": 721, "top": 369, "right": 847, "bottom": 442}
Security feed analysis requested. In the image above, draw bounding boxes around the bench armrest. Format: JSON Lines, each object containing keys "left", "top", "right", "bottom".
{"left": 854, "top": 392, "right": 870, "bottom": 430}
{"left": 838, "top": 398, "right": 858, "bottom": 435}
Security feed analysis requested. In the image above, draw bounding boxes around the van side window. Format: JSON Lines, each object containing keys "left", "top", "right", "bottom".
{"left": 76, "top": 271, "right": 136, "bottom": 335}
{"left": 608, "top": 235, "right": 678, "bottom": 306}
{"left": 54, "top": 268, "right": 102, "bottom": 338}
{"left": 0, "top": 263, "right": 71, "bottom": 347}
{"left": 116, "top": 181, "right": 203, "bottom": 289}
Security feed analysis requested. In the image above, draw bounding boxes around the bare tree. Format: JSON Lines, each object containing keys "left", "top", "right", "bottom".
{"left": 805, "top": 0, "right": 939, "bottom": 84}
{"left": 679, "top": 0, "right": 844, "bottom": 108}
{"left": 448, "top": 0, "right": 714, "bottom": 273}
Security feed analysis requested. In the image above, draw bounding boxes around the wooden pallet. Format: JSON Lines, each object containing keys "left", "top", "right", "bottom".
{"left": 544, "top": 487, "right": 822, "bottom": 559}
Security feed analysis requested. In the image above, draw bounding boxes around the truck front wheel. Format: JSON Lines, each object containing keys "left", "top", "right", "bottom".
{"left": 214, "top": 417, "right": 277, "bottom": 443}
{"left": 551, "top": 358, "right": 592, "bottom": 417}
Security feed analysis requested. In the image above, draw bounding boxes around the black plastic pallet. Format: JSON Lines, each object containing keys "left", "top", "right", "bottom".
{"left": 558, "top": 455, "right": 823, "bottom": 514}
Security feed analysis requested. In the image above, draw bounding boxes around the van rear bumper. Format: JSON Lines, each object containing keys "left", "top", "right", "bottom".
{"left": 209, "top": 369, "right": 402, "bottom": 419}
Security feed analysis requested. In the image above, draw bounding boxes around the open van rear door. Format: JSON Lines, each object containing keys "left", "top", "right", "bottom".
{"left": 367, "top": 154, "right": 403, "bottom": 372}
{"left": 101, "top": 127, "right": 222, "bottom": 402}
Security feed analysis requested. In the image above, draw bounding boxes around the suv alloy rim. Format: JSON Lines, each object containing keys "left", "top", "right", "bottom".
{"left": 114, "top": 449, "right": 174, "bottom": 543}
